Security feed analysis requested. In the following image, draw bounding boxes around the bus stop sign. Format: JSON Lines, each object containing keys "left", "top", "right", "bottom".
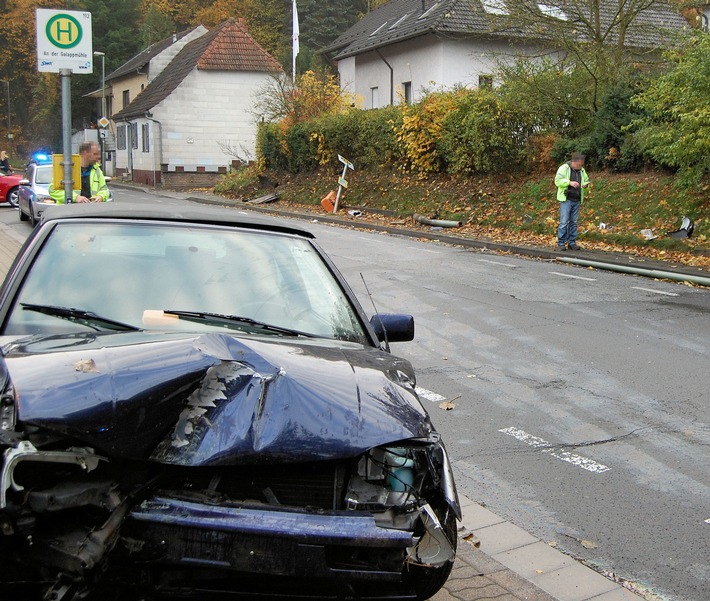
{"left": 36, "top": 9, "right": 93, "bottom": 73}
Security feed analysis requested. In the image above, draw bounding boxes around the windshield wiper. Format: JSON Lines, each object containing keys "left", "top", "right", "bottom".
{"left": 21, "top": 303, "right": 142, "bottom": 332}
{"left": 164, "top": 310, "right": 315, "bottom": 337}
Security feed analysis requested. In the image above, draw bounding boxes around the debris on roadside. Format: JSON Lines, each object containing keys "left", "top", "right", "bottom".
{"left": 321, "top": 190, "right": 337, "bottom": 212}
{"left": 667, "top": 215, "right": 694, "bottom": 238}
{"left": 459, "top": 526, "right": 481, "bottom": 548}
{"left": 640, "top": 228, "right": 657, "bottom": 240}
{"left": 246, "top": 192, "right": 279, "bottom": 204}
{"left": 413, "top": 213, "right": 463, "bottom": 228}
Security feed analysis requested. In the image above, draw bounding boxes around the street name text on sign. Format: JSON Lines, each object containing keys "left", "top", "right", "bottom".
{"left": 36, "top": 9, "right": 93, "bottom": 73}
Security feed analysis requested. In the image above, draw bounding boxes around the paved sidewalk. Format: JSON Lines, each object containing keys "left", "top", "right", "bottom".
{"left": 0, "top": 215, "right": 650, "bottom": 601}
{"left": 434, "top": 495, "right": 645, "bottom": 601}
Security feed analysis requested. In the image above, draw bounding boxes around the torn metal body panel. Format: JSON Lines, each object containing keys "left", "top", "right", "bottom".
{"left": 6, "top": 332, "right": 431, "bottom": 463}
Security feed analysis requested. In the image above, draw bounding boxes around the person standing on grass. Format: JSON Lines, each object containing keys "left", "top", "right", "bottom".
{"left": 555, "top": 152, "right": 590, "bottom": 251}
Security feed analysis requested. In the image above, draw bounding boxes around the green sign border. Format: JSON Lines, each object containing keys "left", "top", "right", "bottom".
{"left": 45, "top": 14, "right": 83, "bottom": 50}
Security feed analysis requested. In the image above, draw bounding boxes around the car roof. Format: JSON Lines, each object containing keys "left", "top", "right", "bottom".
{"left": 40, "top": 202, "right": 316, "bottom": 239}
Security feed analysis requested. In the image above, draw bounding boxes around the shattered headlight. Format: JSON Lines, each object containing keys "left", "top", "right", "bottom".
{"left": 345, "top": 442, "right": 457, "bottom": 568}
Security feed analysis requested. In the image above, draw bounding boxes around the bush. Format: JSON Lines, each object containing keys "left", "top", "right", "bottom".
{"left": 256, "top": 123, "right": 289, "bottom": 171}
{"left": 310, "top": 106, "right": 402, "bottom": 170}
{"left": 439, "top": 89, "right": 534, "bottom": 174}
{"left": 394, "top": 92, "right": 457, "bottom": 173}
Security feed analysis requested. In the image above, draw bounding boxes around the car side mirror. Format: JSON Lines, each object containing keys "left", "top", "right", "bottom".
{"left": 370, "top": 313, "right": 414, "bottom": 343}
{"left": 104, "top": 176, "right": 112, "bottom": 183}
{"left": 19, "top": 179, "right": 30, "bottom": 186}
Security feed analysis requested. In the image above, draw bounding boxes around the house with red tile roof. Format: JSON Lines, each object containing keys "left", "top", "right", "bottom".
{"left": 111, "top": 19, "right": 282, "bottom": 187}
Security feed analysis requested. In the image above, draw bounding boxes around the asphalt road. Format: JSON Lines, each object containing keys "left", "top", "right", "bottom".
{"left": 2, "top": 188, "right": 708, "bottom": 601}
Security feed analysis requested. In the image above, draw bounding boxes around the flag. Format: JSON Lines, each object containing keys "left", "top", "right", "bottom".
{"left": 292, "top": 0, "right": 300, "bottom": 83}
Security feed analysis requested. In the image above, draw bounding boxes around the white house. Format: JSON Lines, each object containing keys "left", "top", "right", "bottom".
{"left": 111, "top": 19, "right": 282, "bottom": 187}
{"left": 324, "top": 0, "right": 690, "bottom": 108}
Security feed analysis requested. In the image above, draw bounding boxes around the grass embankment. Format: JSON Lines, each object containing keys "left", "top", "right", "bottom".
{"left": 215, "top": 167, "right": 710, "bottom": 269}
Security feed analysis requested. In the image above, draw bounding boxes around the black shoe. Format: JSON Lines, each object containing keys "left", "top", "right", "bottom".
{"left": 568, "top": 244, "right": 581, "bottom": 250}
{"left": 557, "top": 245, "right": 567, "bottom": 251}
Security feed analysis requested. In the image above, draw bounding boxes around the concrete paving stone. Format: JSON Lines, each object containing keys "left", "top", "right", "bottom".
{"left": 485, "top": 568, "right": 560, "bottom": 601}
{"left": 531, "top": 563, "right": 619, "bottom": 601}
{"left": 446, "top": 576, "right": 507, "bottom": 594}
{"left": 493, "top": 541, "right": 575, "bottom": 580}
{"left": 429, "top": 587, "right": 462, "bottom": 601}
{"left": 473, "top": 521, "right": 540, "bottom": 556}
{"left": 460, "top": 501, "right": 507, "bottom": 531}
{"left": 448, "top": 562, "right": 487, "bottom": 580}
{"left": 585, "top": 587, "right": 645, "bottom": 600}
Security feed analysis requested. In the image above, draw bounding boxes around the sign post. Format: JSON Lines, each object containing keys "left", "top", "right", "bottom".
{"left": 36, "top": 9, "right": 93, "bottom": 202}
{"left": 333, "top": 155, "right": 354, "bottom": 213}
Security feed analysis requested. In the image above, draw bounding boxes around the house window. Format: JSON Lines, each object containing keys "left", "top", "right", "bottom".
{"left": 479, "top": 74, "right": 494, "bottom": 89}
{"left": 142, "top": 123, "right": 150, "bottom": 152}
{"left": 370, "top": 21, "right": 389, "bottom": 37}
{"left": 481, "top": 0, "right": 508, "bottom": 15}
{"left": 389, "top": 12, "right": 412, "bottom": 30}
{"left": 130, "top": 123, "right": 138, "bottom": 149}
{"left": 107, "top": 96, "right": 113, "bottom": 118}
{"left": 402, "top": 81, "right": 412, "bottom": 104}
{"left": 122, "top": 90, "right": 130, "bottom": 108}
{"left": 418, "top": 1, "right": 442, "bottom": 19}
{"left": 538, "top": 3, "right": 567, "bottom": 20}
{"left": 117, "top": 125, "right": 126, "bottom": 150}
{"left": 371, "top": 87, "right": 379, "bottom": 108}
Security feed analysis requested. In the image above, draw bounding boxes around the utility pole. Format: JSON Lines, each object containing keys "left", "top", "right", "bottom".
{"left": 0, "top": 80, "right": 11, "bottom": 151}
{"left": 93, "top": 51, "right": 106, "bottom": 171}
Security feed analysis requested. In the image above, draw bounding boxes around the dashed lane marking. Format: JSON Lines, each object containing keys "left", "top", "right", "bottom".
{"left": 548, "top": 271, "right": 597, "bottom": 281}
{"left": 631, "top": 287, "right": 679, "bottom": 297}
{"left": 478, "top": 259, "right": 517, "bottom": 267}
{"left": 415, "top": 387, "right": 447, "bottom": 403}
{"left": 499, "top": 426, "right": 611, "bottom": 474}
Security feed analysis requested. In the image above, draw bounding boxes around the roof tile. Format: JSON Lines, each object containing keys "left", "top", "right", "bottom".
{"left": 112, "top": 19, "right": 282, "bottom": 121}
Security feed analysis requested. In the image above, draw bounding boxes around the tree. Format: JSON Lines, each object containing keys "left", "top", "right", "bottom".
{"left": 629, "top": 32, "right": 710, "bottom": 184}
{"left": 493, "top": 0, "right": 688, "bottom": 121}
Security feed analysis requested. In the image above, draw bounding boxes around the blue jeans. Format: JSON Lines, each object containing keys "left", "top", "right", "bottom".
{"left": 557, "top": 200, "right": 580, "bottom": 247}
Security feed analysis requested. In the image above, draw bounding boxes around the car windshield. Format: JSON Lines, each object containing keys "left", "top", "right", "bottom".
{"left": 4, "top": 221, "right": 369, "bottom": 343}
{"left": 34, "top": 165, "right": 53, "bottom": 185}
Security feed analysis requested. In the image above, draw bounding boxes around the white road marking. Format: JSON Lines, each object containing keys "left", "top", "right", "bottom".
{"left": 631, "top": 287, "right": 679, "bottom": 297}
{"left": 705, "top": 518, "right": 710, "bottom": 525}
{"left": 478, "top": 259, "right": 517, "bottom": 267}
{"left": 416, "top": 387, "right": 447, "bottom": 402}
{"left": 549, "top": 271, "right": 597, "bottom": 281}
{"left": 406, "top": 247, "right": 441, "bottom": 254}
{"left": 499, "top": 426, "right": 611, "bottom": 474}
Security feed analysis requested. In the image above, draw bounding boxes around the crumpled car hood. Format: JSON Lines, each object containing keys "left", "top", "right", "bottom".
{"left": 2, "top": 332, "right": 431, "bottom": 465}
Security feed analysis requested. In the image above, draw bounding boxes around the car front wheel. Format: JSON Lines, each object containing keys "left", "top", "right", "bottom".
{"left": 19, "top": 205, "right": 29, "bottom": 221}
{"left": 7, "top": 187, "right": 19, "bottom": 207}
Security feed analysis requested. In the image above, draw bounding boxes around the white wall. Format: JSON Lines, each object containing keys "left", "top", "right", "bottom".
{"left": 149, "top": 26, "right": 208, "bottom": 81}
{"left": 115, "top": 69, "right": 274, "bottom": 174}
{"left": 338, "top": 34, "right": 550, "bottom": 106}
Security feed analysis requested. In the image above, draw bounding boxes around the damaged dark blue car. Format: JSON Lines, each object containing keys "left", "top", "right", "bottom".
{"left": 0, "top": 204, "right": 460, "bottom": 600}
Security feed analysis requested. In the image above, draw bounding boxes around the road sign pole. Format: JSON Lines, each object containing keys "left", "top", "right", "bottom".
{"left": 60, "top": 68, "right": 73, "bottom": 203}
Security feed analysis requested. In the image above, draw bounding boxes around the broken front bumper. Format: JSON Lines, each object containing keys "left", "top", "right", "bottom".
{"left": 126, "top": 496, "right": 414, "bottom": 580}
